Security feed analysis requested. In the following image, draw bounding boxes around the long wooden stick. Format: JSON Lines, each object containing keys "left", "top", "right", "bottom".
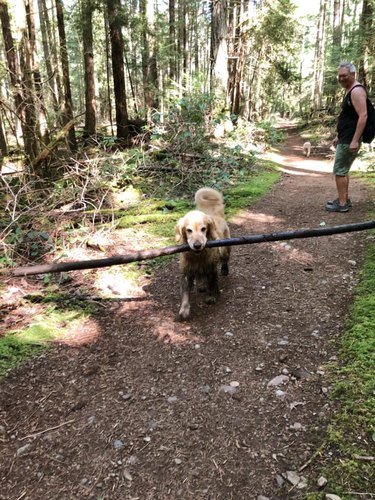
{"left": 10, "top": 220, "right": 375, "bottom": 277}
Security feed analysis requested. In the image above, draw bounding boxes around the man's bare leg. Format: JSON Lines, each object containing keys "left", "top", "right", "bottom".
{"left": 335, "top": 175, "right": 349, "bottom": 205}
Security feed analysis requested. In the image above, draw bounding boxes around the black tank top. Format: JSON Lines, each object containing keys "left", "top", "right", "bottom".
{"left": 336, "top": 85, "right": 364, "bottom": 144}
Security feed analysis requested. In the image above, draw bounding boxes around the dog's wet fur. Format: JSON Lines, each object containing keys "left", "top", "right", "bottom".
{"left": 175, "top": 188, "right": 231, "bottom": 319}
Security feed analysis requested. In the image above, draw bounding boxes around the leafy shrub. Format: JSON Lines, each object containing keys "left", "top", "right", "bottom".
{"left": 256, "top": 120, "right": 285, "bottom": 143}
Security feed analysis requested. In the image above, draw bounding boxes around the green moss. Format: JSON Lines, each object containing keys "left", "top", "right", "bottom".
{"left": 0, "top": 336, "right": 44, "bottom": 376}
{"left": 310, "top": 231, "right": 375, "bottom": 495}
{"left": 226, "top": 169, "right": 280, "bottom": 216}
{"left": 115, "top": 168, "right": 281, "bottom": 239}
{"left": 0, "top": 306, "right": 89, "bottom": 376}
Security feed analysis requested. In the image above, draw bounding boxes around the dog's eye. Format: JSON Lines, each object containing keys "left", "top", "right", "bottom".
{"left": 201, "top": 226, "right": 207, "bottom": 233}
{"left": 186, "top": 228, "right": 193, "bottom": 234}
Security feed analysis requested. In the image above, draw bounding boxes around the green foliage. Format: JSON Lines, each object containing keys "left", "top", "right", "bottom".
{"left": 257, "top": 0, "right": 298, "bottom": 50}
{"left": 2, "top": 226, "right": 54, "bottom": 263}
{"left": 169, "top": 92, "right": 213, "bottom": 125}
{"left": 309, "top": 229, "right": 375, "bottom": 496}
{"left": 117, "top": 210, "right": 186, "bottom": 239}
{"left": 248, "top": 0, "right": 302, "bottom": 117}
{"left": 162, "top": 89, "right": 214, "bottom": 156}
{"left": 256, "top": 121, "right": 285, "bottom": 144}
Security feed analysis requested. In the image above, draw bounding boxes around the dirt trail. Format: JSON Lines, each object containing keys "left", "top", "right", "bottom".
{"left": 0, "top": 129, "right": 373, "bottom": 500}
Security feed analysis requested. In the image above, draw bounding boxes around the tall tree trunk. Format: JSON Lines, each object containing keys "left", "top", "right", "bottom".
{"left": 141, "top": 0, "right": 158, "bottom": 114}
{"left": 45, "top": 0, "right": 65, "bottom": 117}
{"left": 106, "top": 0, "right": 129, "bottom": 143}
{"left": 55, "top": 0, "right": 77, "bottom": 152}
{"left": 38, "top": 0, "right": 59, "bottom": 115}
{"left": 103, "top": 7, "right": 114, "bottom": 135}
{"left": 210, "top": 0, "right": 229, "bottom": 102}
{"left": 82, "top": 0, "right": 96, "bottom": 136}
{"left": 176, "top": 0, "right": 186, "bottom": 96}
{"left": 227, "top": 0, "right": 244, "bottom": 115}
{"left": 0, "top": 0, "right": 25, "bottom": 146}
{"left": 312, "top": 0, "right": 328, "bottom": 113}
{"left": 332, "top": 0, "right": 344, "bottom": 50}
{"left": 19, "top": 24, "right": 41, "bottom": 162}
{"left": 0, "top": 112, "right": 8, "bottom": 155}
{"left": 326, "top": 0, "right": 344, "bottom": 112}
{"left": 181, "top": 1, "right": 187, "bottom": 76}
{"left": 168, "top": 0, "right": 176, "bottom": 81}
{"left": 24, "top": 0, "right": 50, "bottom": 147}
{"left": 193, "top": 4, "right": 199, "bottom": 73}
{"left": 358, "top": 0, "right": 373, "bottom": 90}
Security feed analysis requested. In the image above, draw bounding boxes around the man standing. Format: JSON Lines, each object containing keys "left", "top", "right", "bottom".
{"left": 326, "top": 62, "right": 368, "bottom": 212}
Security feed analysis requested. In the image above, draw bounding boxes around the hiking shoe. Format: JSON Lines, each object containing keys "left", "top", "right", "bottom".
{"left": 326, "top": 197, "right": 352, "bottom": 207}
{"left": 325, "top": 200, "right": 350, "bottom": 212}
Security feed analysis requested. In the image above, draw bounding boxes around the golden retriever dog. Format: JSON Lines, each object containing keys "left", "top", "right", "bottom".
{"left": 302, "top": 141, "right": 311, "bottom": 157}
{"left": 175, "top": 187, "right": 231, "bottom": 319}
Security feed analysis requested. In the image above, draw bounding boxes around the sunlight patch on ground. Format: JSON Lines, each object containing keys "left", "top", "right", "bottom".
{"left": 1, "top": 285, "right": 27, "bottom": 304}
{"left": 110, "top": 186, "right": 141, "bottom": 209}
{"left": 276, "top": 166, "right": 325, "bottom": 177}
{"left": 55, "top": 318, "right": 101, "bottom": 346}
{"left": 263, "top": 150, "right": 333, "bottom": 173}
{"left": 262, "top": 150, "right": 371, "bottom": 174}
{"left": 61, "top": 242, "right": 109, "bottom": 262}
{"left": 151, "top": 317, "right": 202, "bottom": 344}
{"left": 94, "top": 268, "right": 147, "bottom": 298}
{"left": 231, "top": 211, "right": 284, "bottom": 226}
{"left": 115, "top": 227, "right": 170, "bottom": 252}
{"left": 271, "top": 241, "right": 316, "bottom": 266}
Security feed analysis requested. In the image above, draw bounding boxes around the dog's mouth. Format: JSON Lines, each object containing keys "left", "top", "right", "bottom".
{"left": 191, "top": 242, "right": 204, "bottom": 253}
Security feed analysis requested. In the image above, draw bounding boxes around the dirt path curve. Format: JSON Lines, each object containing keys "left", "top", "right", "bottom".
{"left": 0, "top": 127, "right": 373, "bottom": 500}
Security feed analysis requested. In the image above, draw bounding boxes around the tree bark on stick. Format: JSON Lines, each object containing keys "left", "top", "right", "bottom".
{"left": 9, "top": 220, "right": 375, "bottom": 277}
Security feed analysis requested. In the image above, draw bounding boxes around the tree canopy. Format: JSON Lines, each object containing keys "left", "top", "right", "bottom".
{"left": 0, "top": 0, "right": 373, "bottom": 169}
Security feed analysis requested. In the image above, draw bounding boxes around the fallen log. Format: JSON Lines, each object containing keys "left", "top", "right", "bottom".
{"left": 9, "top": 220, "right": 375, "bottom": 277}
{"left": 32, "top": 118, "right": 76, "bottom": 169}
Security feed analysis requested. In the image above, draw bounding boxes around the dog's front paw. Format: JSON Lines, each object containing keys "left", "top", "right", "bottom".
{"left": 179, "top": 304, "right": 190, "bottom": 319}
{"left": 221, "top": 263, "right": 229, "bottom": 276}
{"left": 204, "top": 295, "right": 217, "bottom": 305}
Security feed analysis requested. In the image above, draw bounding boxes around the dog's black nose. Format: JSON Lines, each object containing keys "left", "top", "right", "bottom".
{"left": 193, "top": 242, "right": 202, "bottom": 251}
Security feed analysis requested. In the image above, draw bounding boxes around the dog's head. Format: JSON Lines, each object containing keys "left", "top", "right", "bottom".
{"left": 175, "top": 210, "right": 218, "bottom": 252}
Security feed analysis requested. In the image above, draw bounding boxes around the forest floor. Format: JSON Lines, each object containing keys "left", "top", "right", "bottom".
{"left": 0, "top": 125, "right": 373, "bottom": 499}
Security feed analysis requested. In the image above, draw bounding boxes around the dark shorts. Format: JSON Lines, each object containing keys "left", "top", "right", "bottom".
{"left": 333, "top": 144, "right": 357, "bottom": 176}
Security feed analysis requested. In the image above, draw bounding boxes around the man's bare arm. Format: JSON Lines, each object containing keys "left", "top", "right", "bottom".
{"left": 350, "top": 87, "right": 368, "bottom": 150}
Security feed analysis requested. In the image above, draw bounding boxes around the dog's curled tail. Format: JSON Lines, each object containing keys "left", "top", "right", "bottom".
{"left": 195, "top": 187, "right": 225, "bottom": 217}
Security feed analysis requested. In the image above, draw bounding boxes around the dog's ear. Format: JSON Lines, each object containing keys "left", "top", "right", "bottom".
{"left": 175, "top": 217, "right": 186, "bottom": 243}
{"left": 206, "top": 216, "right": 219, "bottom": 241}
